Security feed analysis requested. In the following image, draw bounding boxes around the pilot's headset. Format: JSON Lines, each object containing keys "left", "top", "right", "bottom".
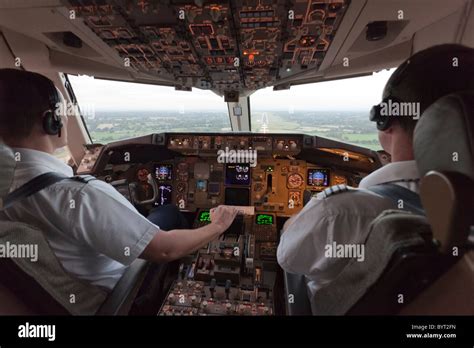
{"left": 41, "top": 80, "right": 64, "bottom": 137}
{"left": 369, "top": 58, "right": 412, "bottom": 131}
{"left": 369, "top": 96, "right": 404, "bottom": 131}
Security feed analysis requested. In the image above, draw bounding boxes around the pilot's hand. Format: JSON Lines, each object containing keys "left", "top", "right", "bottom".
{"left": 210, "top": 205, "right": 238, "bottom": 233}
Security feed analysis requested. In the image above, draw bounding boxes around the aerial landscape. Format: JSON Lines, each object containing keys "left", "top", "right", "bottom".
{"left": 85, "top": 110, "right": 381, "bottom": 150}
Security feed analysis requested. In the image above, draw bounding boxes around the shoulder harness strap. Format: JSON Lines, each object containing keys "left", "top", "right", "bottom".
{"left": 2, "top": 172, "right": 96, "bottom": 210}
{"left": 367, "top": 183, "right": 424, "bottom": 215}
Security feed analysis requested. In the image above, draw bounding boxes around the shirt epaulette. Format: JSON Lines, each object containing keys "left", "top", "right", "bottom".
{"left": 320, "top": 184, "right": 350, "bottom": 199}
{"left": 71, "top": 175, "right": 97, "bottom": 184}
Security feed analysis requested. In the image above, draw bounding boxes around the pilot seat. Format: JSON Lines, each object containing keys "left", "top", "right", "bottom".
{"left": 0, "top": 143, "right": 150, "bottom": 315}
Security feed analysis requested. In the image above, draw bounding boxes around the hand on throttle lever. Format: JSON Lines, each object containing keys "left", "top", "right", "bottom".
{"left": 209, "top": 205, "right": 238, "bottom": 233}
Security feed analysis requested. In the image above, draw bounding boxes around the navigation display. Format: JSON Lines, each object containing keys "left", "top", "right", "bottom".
{"left": 155, "top": 164, "right": 173, "bottom": 181}
{"left": 307, "top": 169, "right": 330, "bottom": 187}
{"left": 225, "top": 164, "right": 250, "bottom": 185}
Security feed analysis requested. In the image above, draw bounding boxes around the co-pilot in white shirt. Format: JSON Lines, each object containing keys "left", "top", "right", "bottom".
{"left": 0, "top": 148, "right": 159, "bottom": 290}
{"left": 277, "top": 160, "right": 420, "bottom": 311}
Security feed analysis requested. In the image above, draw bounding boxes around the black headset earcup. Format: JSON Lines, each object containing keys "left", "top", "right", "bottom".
{"left": 43, "top": 82, "right": 64, "bottom": 137}
{"left": 369, "top": 103, "right": 391, "bottom": 131}
{"left": 369, "top": 104, "right": 379, "bottom": 122}
{"left": 43, "top": 111, "right": 60, "bottom": 135}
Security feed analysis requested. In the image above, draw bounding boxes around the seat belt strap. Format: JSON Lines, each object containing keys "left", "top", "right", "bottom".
{"left": 367, "top": 183, "right": 425, "bottom": 215}
{"left": 3, "top": 172, "right": 96, "bottom": 210}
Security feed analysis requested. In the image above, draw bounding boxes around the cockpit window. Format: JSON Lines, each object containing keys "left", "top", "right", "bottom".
{"left": 67, "top": 75, "right": 230, "bottom": 144}
{"left": 69, "top": 70, "right": 393, "bottom": 149}
{"left": 250, "top": 69, "right": 394, "bottom": 150}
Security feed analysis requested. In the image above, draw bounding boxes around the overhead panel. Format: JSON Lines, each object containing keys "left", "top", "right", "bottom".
{"left": 66, "top": 0, "right": 349, "bottom": 94}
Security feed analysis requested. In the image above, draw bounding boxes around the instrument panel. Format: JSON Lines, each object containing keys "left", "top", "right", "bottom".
{"left": 81, "top": 132, "right": 377, "bottom": 315}
{"left": 108, "top": 156, "right": 347, "bottom": 217}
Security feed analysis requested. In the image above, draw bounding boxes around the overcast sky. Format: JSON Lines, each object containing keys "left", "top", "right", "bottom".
{"left": 69, "top": 68, "right": 394, "bottom": 113}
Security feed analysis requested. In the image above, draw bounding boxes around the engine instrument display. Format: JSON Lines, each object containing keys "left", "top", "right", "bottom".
{"left": 225, "top": 164, "right": 250, "bottom": 186}
{"left": 307, "top": 169, "right": 330, "bottom": 187}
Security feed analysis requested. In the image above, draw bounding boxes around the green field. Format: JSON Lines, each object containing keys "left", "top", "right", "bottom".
{"left": 252, "top": 112, "right": 382, "bottom": 150}
{"left": 87, "top": 110, "right": 382, "bottom": 151}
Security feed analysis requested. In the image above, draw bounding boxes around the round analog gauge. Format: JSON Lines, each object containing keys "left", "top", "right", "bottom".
{"left": 177, "top": 182, "right": 187, "bottom": 193}
{"left": 137, "top": 168, "right": 149, "bottom": 183}
{"left": 287, "top": 173, "right": 304, "bottom": 189}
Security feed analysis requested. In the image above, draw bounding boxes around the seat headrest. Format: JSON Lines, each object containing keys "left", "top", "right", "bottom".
{"left": 0, "top": 142, "right": 16, "bottom": 204}
{"left": 414, "top": 92, "right": 474, "bottom": 180}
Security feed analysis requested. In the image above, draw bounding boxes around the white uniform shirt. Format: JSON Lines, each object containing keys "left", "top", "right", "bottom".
{"left": 0, "top": 148, "right": 159, "bottom": 290}
{"left": 277, "top": 160, "right": 420, "bottom": 306}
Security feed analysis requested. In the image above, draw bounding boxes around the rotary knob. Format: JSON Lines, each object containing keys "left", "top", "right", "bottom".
{"left": 168, "top": 293, "right": 176, "bottom": 304}
{"left": 202, "top": 300, "right": 209, "bottom": 313}
{"left": 191, "top": 295, "right": 197, "bottom": 305}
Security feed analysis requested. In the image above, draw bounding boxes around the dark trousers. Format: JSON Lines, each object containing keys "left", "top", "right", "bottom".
{"left": 147, "top": 204, "right": 189, "bottom": 231}
{"left": 130, "top": 205, "right": 189, "bottom": 315}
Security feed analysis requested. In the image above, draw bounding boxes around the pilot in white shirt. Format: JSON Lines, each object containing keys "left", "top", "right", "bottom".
{"left": 0, "top": 69, "right": 237, "bottom": 292}
{"left": 277, "top": 44, "right": 474, "bottom": 312}
{"left": 0, "top": 147, "right": 158, "bottom": 289}
{"left": 277, "top": 161, "right": 420, "bottom": 304}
